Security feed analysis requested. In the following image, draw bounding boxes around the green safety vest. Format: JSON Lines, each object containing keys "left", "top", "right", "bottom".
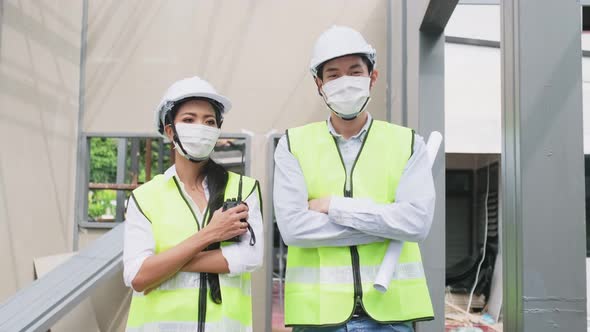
{"left": 284, "top": 119, "right": 434, "bottom": 326}
{"left": 126, "top": 171, "right": 260, "bottom": 332}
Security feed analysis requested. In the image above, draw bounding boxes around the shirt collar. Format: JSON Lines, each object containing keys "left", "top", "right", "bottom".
{"left": 164, "top": 165, "right": 208, "bottom": 191}
{"left": 327, "top": 112, "right": 372, "bottom": 141}
{"left": 163, "top": 165, "right": 177, "bottom": 179}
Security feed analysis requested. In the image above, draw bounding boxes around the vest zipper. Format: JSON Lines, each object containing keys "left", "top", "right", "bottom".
{"left": 346, "top": 186, "right": 363, "bottom": 316}
{"left": 173, "top": 177, "right": 208, "bottom": 330}
{"left": 331, "top": 120, "right": 374, "bottom": 318}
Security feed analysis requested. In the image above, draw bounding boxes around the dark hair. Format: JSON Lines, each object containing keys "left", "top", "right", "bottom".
{"left": 164, "top": 97, "right": 224, "bottom": 129}
{"left": 203, "top": 160, "right": 229, "bottom": 304}
{"left": 316, "top": 53, "right": 374, "bottom": 80}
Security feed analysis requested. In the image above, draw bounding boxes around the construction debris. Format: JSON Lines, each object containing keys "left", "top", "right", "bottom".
{"left": 445, "top": 300, "right": 502, "bottom": 332}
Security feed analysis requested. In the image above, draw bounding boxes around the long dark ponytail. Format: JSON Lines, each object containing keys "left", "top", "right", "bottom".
{"left": 203, "top": 158, "right": 227, "bottom": 304}
{"left": 203, "top": 159, "right": 228, "bottom": 218}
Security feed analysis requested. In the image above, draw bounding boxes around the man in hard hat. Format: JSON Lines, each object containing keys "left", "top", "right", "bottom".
{"left": 274, "top": 26, "right": 435, "bottom": 331}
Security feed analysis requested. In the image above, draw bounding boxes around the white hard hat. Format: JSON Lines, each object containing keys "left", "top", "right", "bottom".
{"left": 154, "top": 76, "right": 232, "bottom": 137}
{"left": 309, "top": 26, "right": 376, "bottom": 77}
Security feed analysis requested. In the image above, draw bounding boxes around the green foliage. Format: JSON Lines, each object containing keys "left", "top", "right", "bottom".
{"left": 88, "top": 190, "right": 117, "bottom": 219}
{"left": 87, "top": 137, "right": 173, "bottom": 220}
{"left": 90, "top": 138, "right": 118, "bottom": 183}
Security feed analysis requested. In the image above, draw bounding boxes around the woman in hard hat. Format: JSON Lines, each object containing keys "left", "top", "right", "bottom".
{"left": 123, "top": 76, "right": 263, "bottom": 332}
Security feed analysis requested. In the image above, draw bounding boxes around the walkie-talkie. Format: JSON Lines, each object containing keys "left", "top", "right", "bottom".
{"left": 221, "top": 175, "right": 256, "bottom": 246}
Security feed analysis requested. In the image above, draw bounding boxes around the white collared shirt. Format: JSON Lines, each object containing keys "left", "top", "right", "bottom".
{"left": 273, "top": 113, "right": 435, "bottom": 247}
{"left": 123, "top": 165, "right": 264, "bottom": 290}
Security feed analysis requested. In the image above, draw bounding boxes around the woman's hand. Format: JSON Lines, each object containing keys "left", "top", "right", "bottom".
{"left": 203, "top": 204, "right": 249, "bottom": 242}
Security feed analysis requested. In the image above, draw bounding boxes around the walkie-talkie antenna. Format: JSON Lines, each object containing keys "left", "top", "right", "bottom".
{"left": 236, "top": 141, "right": 244, "bottom": 201}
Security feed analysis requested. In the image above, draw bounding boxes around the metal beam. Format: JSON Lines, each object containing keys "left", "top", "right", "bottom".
{"left": 406, "top": 0, "right": 453, "bottom": 330}
{"left": 420, "top": 0, "right": 460, "bottom": 34}
{"left": 445, "top": 35, "right": 500, "bottom": 48}
{"left": 0, "top": 225, "right": 124, "bottom": 332}
{"left": 459, "top": 0, "right": 499, "bottom": 4}
{"left": 73, "top": 0, "right": 88, "bottom": 250}
{"left": 386, "top": 0, "right": 407, "bottom": 125}
{"left": 416, "top": 32, "right": 447, "bottom": 332}
{"left": 264, "top": 133, "right": 283, "bottom": 332}
{"left": 115, "top": 138, "right": 127, "bottom": 223}
{"left": 501, "top": 0, "right": 586, "bottom": 331}
{"left": 0, "top": 0, "right": 4, "bottom": 54}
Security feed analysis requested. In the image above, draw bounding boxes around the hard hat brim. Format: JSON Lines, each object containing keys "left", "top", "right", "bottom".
{"left": 157, "top": 91, "right": 232, "bottom": 115}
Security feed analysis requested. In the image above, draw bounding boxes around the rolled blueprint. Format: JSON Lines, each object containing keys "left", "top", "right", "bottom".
{"left": 373, "top": 131, "right": 443, "bottom": 293}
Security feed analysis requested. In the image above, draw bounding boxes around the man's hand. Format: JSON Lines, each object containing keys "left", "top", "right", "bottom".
{"left": 308, "top": 197, "right": 331, "bottom": 214}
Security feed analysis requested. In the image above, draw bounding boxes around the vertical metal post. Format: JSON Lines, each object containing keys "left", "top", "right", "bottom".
{"left": 0, "top": 0, "right": 4, "bottom": 54}
{"left": 73, "top": 0, "right": 88, "bottom": 250}
{"left": 130, "top": 138, "right": 140, "bottom": 185}
{"left": 158, "top": 138, "right": 164, "bottom": 173}
{"left": 243, "top": 136, "right": 252, "bottom": 176}
{"left": 501, "top": 1, "right": 586, "bottom": 330}
{"left": 416, "top": 32, "right": 446, "bottom": 332}
{"left": 401, "top": 0, "right": 408, "bottom": 126}
{"left": 145, "top": 138, "right": 152, "bottom": 181}
{"left": 115, "top": 138, "right": 127, "bottom": 223}
{"left": 386, "top": 0, "right": 406, "bottom": 125}
{"left": 411, "top": 2, "right": 457, "bottom": 330}
{"left": 386, "top": 0, "right": 393, "bottom": 123}
{"left": 264, "top": 135, "right": 283, "bottom": 332}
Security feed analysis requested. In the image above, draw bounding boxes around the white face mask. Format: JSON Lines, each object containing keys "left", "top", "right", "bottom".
{"left": 173, "top": 123, "right": 221, "bottom": 161}
{"left": 321, "top": 76, "right": 371, "bottom": 119}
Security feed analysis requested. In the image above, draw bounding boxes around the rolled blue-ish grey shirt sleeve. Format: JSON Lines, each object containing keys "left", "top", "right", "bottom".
{"left": 328, "top": 135, "right": 435, "bottom": 242}
{"left": 273, "top": 136, "right": 383, "bottom": 248}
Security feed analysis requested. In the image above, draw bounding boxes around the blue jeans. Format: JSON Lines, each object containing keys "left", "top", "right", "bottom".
{"left": 291, "top": 317, "right": 414, "bottom": 332}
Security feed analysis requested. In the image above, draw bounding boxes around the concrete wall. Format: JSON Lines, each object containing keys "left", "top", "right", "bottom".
{"left": 0, "top": 0, "right": 81, "bottom": 301}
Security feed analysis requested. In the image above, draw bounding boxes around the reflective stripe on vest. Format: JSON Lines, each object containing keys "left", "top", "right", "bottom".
{"left": 285, "top": 262, "right": 425, "bottom": 284}
{"left": 132, "top": 272, "right": 252, "bottom": 297}
{"left": 285, "top": 120, "right": 434, "bottom": 325}
{"left": 126, "top": 318, "right": 252, "bottom": 332}
{"left": 127, "top": 172, "right": 259, "bottom": 331}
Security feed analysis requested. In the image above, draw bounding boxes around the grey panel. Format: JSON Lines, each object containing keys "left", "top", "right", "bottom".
{"left": 416, "top": 32, "right": 447, "bottom": 332}
{"left": 501, "top": 0, "right": 587, "bottom": 330}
